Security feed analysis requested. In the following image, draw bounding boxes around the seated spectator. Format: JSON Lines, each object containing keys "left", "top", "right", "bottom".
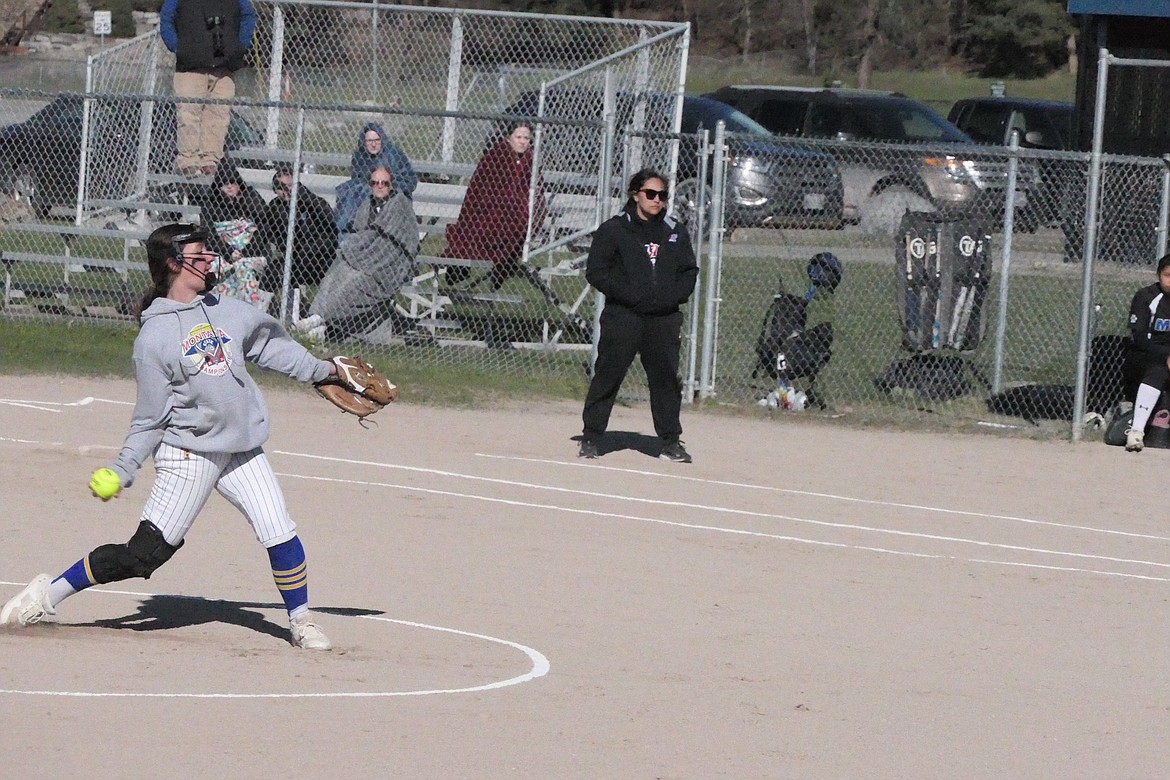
{"left": 259, "top": 164, "right": 338, "bottom": 291}
{"left": 195, "top": 159, "right": 271, "bottom": 309}
{"left": 295, "top": 166, "right": 418, "bottom": 342}
{"left": 197, "top": 158, "right": 267, "bottom": 260}
{"left": 334, "top": 122, "right": 418, "bottom": 233}
{"left": 442, "top": 121, "right": 547, "bottom": 290}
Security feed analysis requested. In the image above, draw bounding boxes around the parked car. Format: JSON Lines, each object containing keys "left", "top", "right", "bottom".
{"left": 947, "top": 97, "right": 1074, "bottom": 150}
{"left": 503, "top": 89, "right": 845, "bottom": 229}
{"left": 0, "top": 94, "right": 261, "bottom": 217}
{"left": 705, "top": 85, "right": 1040, "bottom": 232}
{"left": 947, "top": 96, "right": 1076, "bottom": 232}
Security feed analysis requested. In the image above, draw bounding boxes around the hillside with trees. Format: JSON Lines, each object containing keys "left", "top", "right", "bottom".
{"left": 35, "top": 0, "right": 1075, "bottom": 86}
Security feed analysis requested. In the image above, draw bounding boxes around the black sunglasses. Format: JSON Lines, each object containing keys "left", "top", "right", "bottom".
{"left": 369, "top": 178, "right": 391, "bottom": 186}
{"left": 638, "top": 188, "right": 669, "bottom": 201}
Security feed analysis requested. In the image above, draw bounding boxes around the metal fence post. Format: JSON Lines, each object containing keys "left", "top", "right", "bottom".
{"left": 1072, "top": 46, "right": 1112, "bottom": 442}
{"left": 681, "top": 128, "right": 709, "bottom": 405}
{"left": 1158, "top": 154, "right": 1170, "bottom": 260}
{"left": 698, "top": 120, "right": 726, "bottom": 399}
{"left": 441, "top": 15, "right": 463, "bottom": 166}
{"left": 76, "top": 56, "right": 95, "bottom": 226}
{"left": 278, "top": 108, "right": 306, "bottom": 325}
{"left": 264, "top": 4, "right": 285, "bottom": 149}
{"left": 991, "top": 129, "right": 1020, "bottom": 394}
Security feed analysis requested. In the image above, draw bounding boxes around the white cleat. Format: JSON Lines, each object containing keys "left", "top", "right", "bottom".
{"left": 290, "top": 613, "right": 332, "bottom": 651}
{"left": 1125, "top": 428, "right": 1145, "bottom": 452}
{"left": 0, "top": 574, "right": 55, "bottom": 626}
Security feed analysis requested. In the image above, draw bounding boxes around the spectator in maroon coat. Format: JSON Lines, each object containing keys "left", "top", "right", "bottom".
{"left": 442, "top": 122, "right": 548, "bottom": 289}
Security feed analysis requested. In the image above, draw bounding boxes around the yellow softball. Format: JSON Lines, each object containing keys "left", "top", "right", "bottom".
{"left": 89, "top": 468, "right": 122, "bottom": 501}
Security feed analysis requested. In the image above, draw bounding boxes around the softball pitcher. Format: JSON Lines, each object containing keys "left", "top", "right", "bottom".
{"left": 1, "top": 224, "right": 338, "bottom": 650}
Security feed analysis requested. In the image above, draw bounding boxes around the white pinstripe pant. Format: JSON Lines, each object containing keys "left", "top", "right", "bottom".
{"left": 143, "top": 443, "right": 297, "bottom": 549}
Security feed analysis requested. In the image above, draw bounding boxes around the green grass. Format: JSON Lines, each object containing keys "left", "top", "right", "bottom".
{"left": 0, "top": 318, "right": 591, "bottom": 406}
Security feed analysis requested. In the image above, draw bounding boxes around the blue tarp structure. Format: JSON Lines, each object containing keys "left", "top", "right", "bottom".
{"left": 1067, "top": 1, "right": 1170, "bottom": 17}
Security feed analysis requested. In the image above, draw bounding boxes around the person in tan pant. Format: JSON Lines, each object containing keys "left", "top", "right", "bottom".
{"left": 160, "top": 0, "right": 255, "bottom": 175}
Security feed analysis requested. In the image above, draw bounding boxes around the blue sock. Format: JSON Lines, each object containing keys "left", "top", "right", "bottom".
{"left": 47, "top": 558, "right": 95, "bottom": 608}
{"left": 267, "top": 536, "right": 309, "bottom": 617}
{"left": 60, "top": 558, "right": 95, "bottom": 591}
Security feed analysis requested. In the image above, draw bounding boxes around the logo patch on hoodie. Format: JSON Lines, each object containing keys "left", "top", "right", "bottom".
{"left": 182, "top": 323, "right": 233, "bottom": 376}
{"left": 645, "top": 242, "right": 660, "bottom": 266}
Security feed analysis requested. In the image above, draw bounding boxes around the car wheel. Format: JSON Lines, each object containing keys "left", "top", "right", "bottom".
{"left": 673, "top": 178, "right": 713, "bottom": 233}
{"left": 858, "top": 185, "right": 935, "bottom": 236}
{"left": 12, "top": 166, "right": 48, "bottom": 217}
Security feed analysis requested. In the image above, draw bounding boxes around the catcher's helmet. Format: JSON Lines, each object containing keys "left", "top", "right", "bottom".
{"left": 807, "top": 252, "right": 843, "bottom": 294}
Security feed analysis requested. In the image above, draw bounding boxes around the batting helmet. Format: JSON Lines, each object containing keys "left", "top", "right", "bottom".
{"left": 807, "top": 252, "right": 843, "bottom": 294}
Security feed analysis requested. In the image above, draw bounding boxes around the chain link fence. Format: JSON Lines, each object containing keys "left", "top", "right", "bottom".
{"left": 695, "top": 133, "right": 1163, "bottom": 431}
{"left": 3, "top": 7, "right": 1170, "bottom": 438}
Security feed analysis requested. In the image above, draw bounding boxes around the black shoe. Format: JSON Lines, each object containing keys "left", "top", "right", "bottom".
{"left": 659, "top": 440, "right": 692, "bottom": 463}
{"left": 578, "top": 439, "right": 599, "bottom": 459}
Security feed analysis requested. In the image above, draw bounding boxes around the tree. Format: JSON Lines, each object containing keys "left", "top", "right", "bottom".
{"left": 42, "top": 0, "right": 84, "bottom": 34}
{"left": 960, "top": 0, "right": 1072, "bottom": 78}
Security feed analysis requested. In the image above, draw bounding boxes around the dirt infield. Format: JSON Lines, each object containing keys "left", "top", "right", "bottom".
{"left": 0, "top": 373, "right": 1167, "bottom": 779}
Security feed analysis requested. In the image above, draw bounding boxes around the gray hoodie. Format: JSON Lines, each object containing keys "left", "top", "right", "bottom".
{"left": 111, "top": 293, "right": 333, "bottom": 487}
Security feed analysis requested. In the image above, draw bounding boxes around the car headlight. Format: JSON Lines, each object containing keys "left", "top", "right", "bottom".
{"left": 730, "top": 184, "right": 767, "bottom": 206}
{"left": 922, "top": 155, "right": 974, "bottom": 182}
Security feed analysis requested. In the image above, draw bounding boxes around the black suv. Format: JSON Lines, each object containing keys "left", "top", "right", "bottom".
{"left": 948, "top": 97, "right": 1075, "bottom": 231}
{"left": 947, "top": 97, "right": 1074, "bottom": 151}
{"left": 706, "top": 85, "right": 1037, "bottom": 232}
{"left": 504, "top": 90, "right": 844, "bottom": 229}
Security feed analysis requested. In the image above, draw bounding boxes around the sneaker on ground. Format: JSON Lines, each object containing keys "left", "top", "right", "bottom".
{"left": 1125, "top": 428, "right": 1145, "bottom": 452}
{"left": 290, "top": 614, "right": 332, "bottom": 651}
{"left": 0, "top": 574, "right": 55, "bottom": 626}
{"left": 578, "top": 439, "right": 599, "bottom": 459}
{"left": 292, "top": 314, "right": 323, "bottom": 335}
{"left": 659, "top": 440, "right": 692, "bottom": 463}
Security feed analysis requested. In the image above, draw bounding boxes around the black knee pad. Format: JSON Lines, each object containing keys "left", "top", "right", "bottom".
{"left": 88, "top": 521, "right": 183, "bottom": 584}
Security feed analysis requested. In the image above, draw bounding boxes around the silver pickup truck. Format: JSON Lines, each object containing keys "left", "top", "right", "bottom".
{"left": 706, "top": 86, "right": 1038, "bottom": 234}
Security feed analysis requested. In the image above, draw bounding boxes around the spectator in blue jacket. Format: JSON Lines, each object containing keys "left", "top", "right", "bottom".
{"left": 334, "top": 122, "right": 418, "bottom": 232}
{"left": 160, "top": 0, "right": 255, "bottom": 175}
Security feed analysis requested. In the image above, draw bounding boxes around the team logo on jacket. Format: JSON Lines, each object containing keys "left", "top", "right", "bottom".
{"left": 645, "top": 242, "right": 660, "bottom": 263}
{"left": 668, "top": 233, "right": 678, "bottom": 243}
{"left": 182, "top": 323, "right": 233, "bottom": 376}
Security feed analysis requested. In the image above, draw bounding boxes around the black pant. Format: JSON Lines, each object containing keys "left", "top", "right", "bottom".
{"left": 582, "top": 306, "right": 684, "bottom": 442}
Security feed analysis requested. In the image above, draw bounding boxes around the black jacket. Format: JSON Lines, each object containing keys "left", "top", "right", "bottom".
{"left": 1129, "top": 282, "right": 1170, "bottom": 359}
{"left": 585, "top": 204, "right": 698, "bottom": 316}
{"left": 259, "top": 186, "right": 338, "bottom": 288}
{"left": 171, "top": 0, "right": 249, "bottom": 73}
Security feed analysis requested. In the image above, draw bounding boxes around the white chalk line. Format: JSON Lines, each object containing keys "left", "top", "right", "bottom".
{"left": 475, "top": 453, "right": 1170, "bottom": 544}
{"left": 274, "top": 452, "right": 1170, "bottom": 572}
{"left": 3, "top": 436, "right": 1166, "bottom": 578}
{"left": 0, "top": 396, "right": 130, "bottom": 413}
{"left": 272, "top": 470, "right": 1170, "bottom": 583}
{"left": 0, "top": 583, "right": 549, "bottom": 700}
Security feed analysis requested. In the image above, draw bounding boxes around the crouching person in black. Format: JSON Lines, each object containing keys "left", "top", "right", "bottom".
{"left": 1125, "top": 252, "right": 1170, "bottom": 452}
{"left": 578, "top": 169, "right": 699, "bottom": 463}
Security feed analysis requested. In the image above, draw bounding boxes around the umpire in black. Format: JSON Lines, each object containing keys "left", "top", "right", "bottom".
{"left": 579, "top": 168, "right": 700, "bottom": 463}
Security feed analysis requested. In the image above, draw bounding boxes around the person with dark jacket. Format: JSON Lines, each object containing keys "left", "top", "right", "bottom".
{"left": 196, "top": 159, "right": 266, "bottom": 259}
{"left": 578, "top": 168, "right": 699, "bottom": 463}
{"left": 160, "top": 0, "right": 255, "bottom": 175}
{"left": 1123, "top": 252, "right": 1170, "bottom": 452}
{"left": 259, "top": 165, "right": 338, "bottom": 291}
